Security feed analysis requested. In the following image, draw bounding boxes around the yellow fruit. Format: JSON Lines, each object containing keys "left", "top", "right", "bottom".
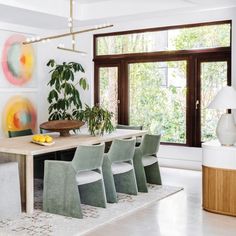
{"left": 45, "top": 136, "right": 53, "bottom": 143}
{"left": 38, "top": 136, "right": 46, "bottom": 143}
{"left": 33, "top": 135, "right": 40, "bottom": 142}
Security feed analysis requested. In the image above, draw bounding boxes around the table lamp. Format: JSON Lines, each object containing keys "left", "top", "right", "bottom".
{"left": 208, "top": 86, "right": 236, "bottom": 146}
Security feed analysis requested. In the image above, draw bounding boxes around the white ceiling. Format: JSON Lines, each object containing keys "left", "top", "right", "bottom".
{"left": 0, "top": 0, "right": 234, "bottom": 29}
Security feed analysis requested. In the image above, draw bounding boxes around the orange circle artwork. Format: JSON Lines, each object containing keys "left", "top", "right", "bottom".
{"left": 3, "top": 96, "right": 37, "bottom": 134}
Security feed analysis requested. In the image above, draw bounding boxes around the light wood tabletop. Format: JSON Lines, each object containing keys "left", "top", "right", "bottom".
{"left": 0, "top": 129, "right": 147, "bottom": 156}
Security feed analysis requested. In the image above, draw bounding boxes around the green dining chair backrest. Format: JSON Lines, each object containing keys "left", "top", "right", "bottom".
{"left": 140, "top": 134, "right": 161, "bottom": 156}
{"left": 71, "top": 143, "right": 105, "bottom": 172}
{"left": 116, "top": 124, "right": 143, "bottom": 130}
{"left": 108, "top": 138, "right": 136, "bottom": 163}
{"left": 8, "top": 129, "right": 33, "bottom": 138}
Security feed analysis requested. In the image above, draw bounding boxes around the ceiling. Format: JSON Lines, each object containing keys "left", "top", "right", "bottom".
{"left": 0, "top": 0, "right": 234, "bottom": 30}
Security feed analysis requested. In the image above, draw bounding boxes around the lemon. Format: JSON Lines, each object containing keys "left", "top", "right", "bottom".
{"left": 45, "top": 136, "right": 53, "bottom": 143}
{"left": 32, "top": 134, "right": 53, "bottom": 143}
{"left": 38, "top": 136, "right": 46, "bottom": 143}
{"left": 32, "top": 135, "right": 40, "bottom": 142}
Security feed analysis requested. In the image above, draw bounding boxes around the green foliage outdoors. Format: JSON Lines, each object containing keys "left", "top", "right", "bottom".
{"left": 129, "top": 62, "right": 186, "bottom": 143}
{"left": 99, "top": 67, "right": 118, "bottom": 124}
{"left": 98, "top": 24, "right": 230, "bottom": 143}
{"left": 47, "top": 59, "right": 89, "bottom": 121}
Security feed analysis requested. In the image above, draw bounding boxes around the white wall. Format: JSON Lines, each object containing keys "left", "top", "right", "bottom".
{"left": 78, "top": 7, "right": 236, "bottom": 170}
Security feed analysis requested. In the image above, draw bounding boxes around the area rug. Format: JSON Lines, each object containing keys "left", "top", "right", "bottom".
{"left": 0, "top": 180, "right": 183, "bottom": 236}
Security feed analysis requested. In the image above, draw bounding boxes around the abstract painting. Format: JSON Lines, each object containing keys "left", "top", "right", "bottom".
{"left": 1, "top": 34, "right": 36, "bottom": 86}
{"left": 2, "top": 95, "right": 37, "bottom": 135}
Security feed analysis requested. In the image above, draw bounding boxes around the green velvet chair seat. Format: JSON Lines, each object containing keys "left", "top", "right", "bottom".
{"left": 75, "top": 170, "right": 102, "bottom": 185}
{"left": 43, "top": 143, "right": 106, "bottom": 219}
{"left": 111, "top": 162, "right": 133, "bottom": 175}
{"left": 142, "top": 155, "right": 158, "bottom": 166}
{"left": 133, "top": 134, "right": 162, "bottom": 193}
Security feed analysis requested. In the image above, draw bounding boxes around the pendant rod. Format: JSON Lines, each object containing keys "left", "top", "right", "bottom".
{"left": 22, "top": 24, "right": 113, "bottom": 45}
{"left": 70, "top": 0, "right": 75, "bottom": 50}
{"left": 57, "top": 46, "right": 87, "bottom": 54}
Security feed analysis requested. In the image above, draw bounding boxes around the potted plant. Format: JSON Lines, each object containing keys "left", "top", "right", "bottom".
{"left": 47, "top": 59, "right": 89, "bottom": 121}
{"left": 80, "top": 105, "right": 115, "bottom": 136}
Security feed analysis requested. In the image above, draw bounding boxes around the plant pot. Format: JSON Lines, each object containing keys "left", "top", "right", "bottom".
{"left": 94, "top": 129, "right": 102, "bottom": 136}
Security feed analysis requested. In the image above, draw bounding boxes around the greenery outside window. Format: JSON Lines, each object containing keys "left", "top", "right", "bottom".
{"left": 94, "top": 21, "right": 231, "bottom": 147}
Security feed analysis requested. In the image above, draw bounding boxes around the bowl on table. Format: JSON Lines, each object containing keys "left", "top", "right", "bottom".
{"left": 40, "top": 120, "right": 85, "bottom": 137}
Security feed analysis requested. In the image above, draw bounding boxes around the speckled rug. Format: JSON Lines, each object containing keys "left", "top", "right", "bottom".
{"left": 0, "top": 180, "right": 183, "bottom": 236}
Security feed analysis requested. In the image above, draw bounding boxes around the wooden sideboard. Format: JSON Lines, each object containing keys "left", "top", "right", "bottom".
{"left": 202, "top": 140, "right": 236, "bottom": 216}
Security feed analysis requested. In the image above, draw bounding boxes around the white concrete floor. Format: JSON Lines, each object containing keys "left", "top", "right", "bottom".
{"left": 84, "top": 167, "right": 236, "bottom": 236}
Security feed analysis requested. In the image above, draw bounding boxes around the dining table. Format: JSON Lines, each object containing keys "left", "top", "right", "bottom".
{"left": 0, "top": 128, "right": 147, "bottom": 214}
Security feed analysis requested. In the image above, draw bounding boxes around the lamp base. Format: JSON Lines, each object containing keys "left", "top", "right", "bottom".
{"left": 216, "top": 113, "right": 236, "bottom": 146}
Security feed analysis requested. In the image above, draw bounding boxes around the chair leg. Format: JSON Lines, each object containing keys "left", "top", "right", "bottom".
{"left": 133, "top": 157, "right": 148, "bottom": 192}
{"left": 102, "top": 157, "right": 118, "bottom": 203}
{"left": 79, "top": 179, "right": 107, "bottom": 208}
{"left": 114, "top": 169, "right": 138, "bottom": 195}
{"left": 145, "top": 162, "right": 162, "bottom": 185}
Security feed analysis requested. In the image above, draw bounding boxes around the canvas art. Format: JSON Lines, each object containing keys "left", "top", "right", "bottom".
{"left": 0, "top": 93, "right": 38, "bottom": 137}
{"left": 2, "top": 95, "right": 37, "bottom": 133}
{"left": 0, "top": 30, "right": 38, "bottom": 137}
{"left": 0, "top": 31, "right": 37, "bottom": 88}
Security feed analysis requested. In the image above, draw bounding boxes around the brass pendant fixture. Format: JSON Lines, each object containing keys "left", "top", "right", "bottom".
{"left": 22, "top": 0, "right": 113, "bottom": 54}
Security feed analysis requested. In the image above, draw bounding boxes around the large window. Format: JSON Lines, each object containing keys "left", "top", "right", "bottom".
{"left": 94, "top": 21, "right": 231, "bottom": 147}
{"left": 129, "top": 61, "right": 187, "bottom": 144}
{"left": 96, "top": 23, "right": 230, "bottom": 55}
{"left": 98, "top": 66, "right": 119, "bottom": 124}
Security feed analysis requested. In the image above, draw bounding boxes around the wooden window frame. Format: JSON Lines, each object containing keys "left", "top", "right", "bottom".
{"left": 93, "top": 20, "right": 232, "bottom": 147}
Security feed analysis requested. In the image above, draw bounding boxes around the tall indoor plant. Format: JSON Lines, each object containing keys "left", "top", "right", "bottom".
{"left": 47, "top": 59, "right": 89, "bottom": 121}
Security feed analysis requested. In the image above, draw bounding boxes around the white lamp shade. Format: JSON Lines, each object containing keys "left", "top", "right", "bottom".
{"left": 208, "top": 86, "right": 236, "bottom": 109}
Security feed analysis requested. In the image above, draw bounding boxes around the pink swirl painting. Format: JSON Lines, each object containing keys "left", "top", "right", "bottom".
{"left": 2, "top": 34, "right": 35, "bottom": 86}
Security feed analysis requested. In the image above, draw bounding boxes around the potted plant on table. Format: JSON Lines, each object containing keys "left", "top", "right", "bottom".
{"left": 79, "top": 105, "right": 115, "bottom": 136}
{"left": 47, "top": 59, "right": 89, "bottom": 121}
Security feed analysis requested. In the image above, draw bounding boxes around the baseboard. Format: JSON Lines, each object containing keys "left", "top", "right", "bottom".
{"left": 159, "top": 157, "right": 202, "bottom": 171}
{"left": 157, "top": 145, "right": 202, "bottom": 170}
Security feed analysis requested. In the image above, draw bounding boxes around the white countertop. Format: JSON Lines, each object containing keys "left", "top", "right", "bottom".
{"left": 202, "top": 140, "right": 236, "bottom": 170}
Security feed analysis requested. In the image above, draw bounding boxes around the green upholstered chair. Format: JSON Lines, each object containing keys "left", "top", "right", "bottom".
{"left": 133, "top": 134, "right": 162, "bottom": 192}
{"left": 116, "top": 124, "right": 143, "bottom": 147}
{"left": 8, "top": 129, "right": 33, "bottom": 137}
{"left": 102, "top": 137, "right": 138, "bottom": 203}
{"left": 116, "top": 124, "right": 143, "bottom": 130}
{"left": 43, "top": 143, "right": 106, "bottom": 219}
{"left": 8, "top": 129, "right": 56, "bottom": 179}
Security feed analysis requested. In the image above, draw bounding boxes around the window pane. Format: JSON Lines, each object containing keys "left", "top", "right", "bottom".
{"left": 99, "top": 67, "right": 118, "bottom": 124}
{"left": 201, "top": 61, "right": 227, "bottom": 142}
{"left": 169, "top": 24, "right": 230, "bottom": 50}
{"left": 129, "top": 61, "right": 187, "bottom": 143}
{"left": 96, "top": 23, "right": 230, "bottom": 56}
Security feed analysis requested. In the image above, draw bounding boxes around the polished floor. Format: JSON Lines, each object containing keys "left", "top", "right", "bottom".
{"left": 85, "top": 167, "right": 236, "bottom": 236}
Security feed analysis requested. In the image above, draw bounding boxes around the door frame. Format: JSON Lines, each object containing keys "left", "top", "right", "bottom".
{"left": 194, "top": 52, "right": 231, "bottom": 147}
{"left": 94, "top": 62, "right": 123, "bottom": 123}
